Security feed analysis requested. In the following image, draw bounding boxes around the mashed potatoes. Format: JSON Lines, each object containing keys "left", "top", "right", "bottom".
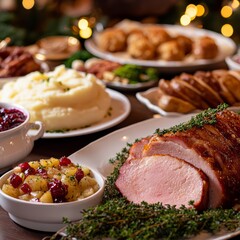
{"left": 0, "top": 65, "right": 111, "bottom": 131}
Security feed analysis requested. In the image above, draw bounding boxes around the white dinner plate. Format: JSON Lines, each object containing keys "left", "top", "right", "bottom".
{"left": 85, "top": 24, "right": 236, "bottom": 73}
{"left": 136, "top": 87, "right": 240, "bottom": 117}
{"left": 103, "top": 79, "right": 158, "bottom": 91}
{"left": 42, "top": 88, "right": 131, "bottom": 138}
{"left": 67, "top": 114, "right": 240, "bottom": 240}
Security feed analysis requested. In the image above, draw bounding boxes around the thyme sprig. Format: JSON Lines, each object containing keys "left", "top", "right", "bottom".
{"left": 155, "top": 103, "right": 229, "bottom": 136}
{"left": 51, "top": 199, "right": 240, "bottom": 240}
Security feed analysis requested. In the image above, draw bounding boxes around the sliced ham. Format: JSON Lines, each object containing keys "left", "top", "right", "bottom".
{"left": 115, "top": 154, "right": 209, "bottom": 210}
{"left": 125, "top": 110, "right": 240, "bottom": 209}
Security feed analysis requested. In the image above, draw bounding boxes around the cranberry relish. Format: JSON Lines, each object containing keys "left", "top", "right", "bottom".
{"left": 0, "top": 107, "right": 26, "bottom": 132}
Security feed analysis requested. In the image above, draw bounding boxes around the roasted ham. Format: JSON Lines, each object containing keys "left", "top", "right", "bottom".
{"left": 115, "top": 154, "right": 209, "bottom": 210}
{"left": 116, "top": 108, "right": 240, "bottom": 209}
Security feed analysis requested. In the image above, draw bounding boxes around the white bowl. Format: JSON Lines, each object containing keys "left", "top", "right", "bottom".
{"left": 0, "top": 167, "right": 105, "bottom": 232}
{"left": 225, "top": 54, "right": 240, "bottom": 71}
{"left": 0, "top": 102, "right": 44, "bottom": 171}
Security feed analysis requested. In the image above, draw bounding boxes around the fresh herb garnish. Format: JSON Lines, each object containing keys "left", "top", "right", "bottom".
{"left": 155, "top": 103, "right": 229, "bottom": 136}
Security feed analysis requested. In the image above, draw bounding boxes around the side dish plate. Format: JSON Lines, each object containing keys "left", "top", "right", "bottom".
{"left": 85, "top": 24, "right": 236, "bottom": 72}
{"left": 42, "top": 88, "right": 131, "bottom": 138}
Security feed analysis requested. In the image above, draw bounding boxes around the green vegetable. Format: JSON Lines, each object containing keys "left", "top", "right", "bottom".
{"left": 64, "top": 50, "right": 94, "bottom": 68}
{"left": 113, "top": 64, "right": 158, "bottom": 84}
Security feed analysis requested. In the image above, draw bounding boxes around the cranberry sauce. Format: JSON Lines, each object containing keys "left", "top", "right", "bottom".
{"left": 0, "top": 107, "right": 27, "bottom": 132}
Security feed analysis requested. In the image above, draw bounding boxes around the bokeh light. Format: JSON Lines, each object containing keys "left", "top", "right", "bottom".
{"left": 221, "top": 24, "right": 234, "bottom": 37}
{"left": 78, "top": 18, "right": 88, "bottom": 30}
{"left": 231, "top": 0, "right": 240, "bottom": 9}
{"left": 79, "top": 27, "right": 92, "bottom": 39}
{"left": 185, "top": 4, "right": 197, "bottom": 19}
{"left": 196, "top": 4, "right": 205, "bottom": 16}
{"left": 221, "top": 6, "right": 233, "bottom": 18}
{"left": 180, "top": 14, "right": 191, "bottom": 26}
{"left": 22, "top": 0, "right": 35, "bottom": 10}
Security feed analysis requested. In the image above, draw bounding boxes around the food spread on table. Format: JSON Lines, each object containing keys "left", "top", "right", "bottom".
{"left": 0, "top": 9, "right": 240, "bottom": 240}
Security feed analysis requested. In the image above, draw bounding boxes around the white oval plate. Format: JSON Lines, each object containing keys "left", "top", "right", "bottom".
{"left": 67, "top": 114, "right": 240, "bottom": 240}
{"left": 136, "top": 87, "right": 240, "bottom": 117}
{"left": 103, "top": 79, "right": 158, "bottom": 91}
{"left": 42, "top": 88, "right": 131, "bottom": 138}
{"left": 85, "top": 24, "right": 236, "bottom": 73}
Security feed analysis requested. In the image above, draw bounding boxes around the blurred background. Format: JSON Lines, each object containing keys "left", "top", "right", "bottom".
{"left": 0, "top": 0, "right": 239, "bottom": 46}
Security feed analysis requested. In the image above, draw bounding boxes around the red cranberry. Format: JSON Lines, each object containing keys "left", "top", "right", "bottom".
{"left": 48, "top": 179, "right": 68, "bottom": 203}
{"left": 75, "top": 168, "right": 84, "bottom": 182}
{"left": 0, "top": 107, "right": 26, "bottom": 132}
{"left": 10, "top": 173, "right": 22, "bottom": 188}
{"left": 24, "top": 167, "right": 36, "bottom": 177}
{"left": 20, "top": 183, "right": 32, "bottom": 194}
{"left": 59, "top": 156, "right": 72, "bottom": 166}
{"left": 19, "top": 162, "right": 31, "bottom": 171}
{"left": 36, "top": 168, "right": 47, "bottom": 178}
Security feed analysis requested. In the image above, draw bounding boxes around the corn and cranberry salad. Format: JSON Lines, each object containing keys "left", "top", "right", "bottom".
{"left": 1, "top": 157, "right": 100, "bottom": 203}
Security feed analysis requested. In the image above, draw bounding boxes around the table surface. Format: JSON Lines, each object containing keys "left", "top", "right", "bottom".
{"left": 0, "top": 92, "right": 155, "bottom": 240}
{"left": 0, "top": 88, "right": 239, "bottom": 240}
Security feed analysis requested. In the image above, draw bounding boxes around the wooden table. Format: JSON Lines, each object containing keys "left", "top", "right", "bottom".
{"left": 0, "top": 92, "right": 154, "bottom": 240}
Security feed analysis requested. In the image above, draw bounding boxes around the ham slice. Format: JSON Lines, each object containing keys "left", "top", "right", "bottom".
{"left": 117, "top": 109, "right": 240, "bottom": 209}
{"left": 115, "top": 154, "right": 209, "bottom": 210}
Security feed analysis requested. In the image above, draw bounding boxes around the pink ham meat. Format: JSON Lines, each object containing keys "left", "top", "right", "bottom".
{"left": 115, "top": 154, "right": 209, "bottom": 210}
{"left": 116, "top": 109, "right": 240, "bottom": 209}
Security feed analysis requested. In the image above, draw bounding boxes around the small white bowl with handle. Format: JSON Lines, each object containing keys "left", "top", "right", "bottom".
{"left": 0, "top": 102, "right": 44, "bottom": 170}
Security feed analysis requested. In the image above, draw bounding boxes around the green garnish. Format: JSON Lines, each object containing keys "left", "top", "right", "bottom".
{"left": 64, "top": 50, "right": 94, "bottom": 68}
{"left": 155, "top": 103, "right": 229, "bottom": 136}
{"left": 113, "top": 64, "right": 158, "bottom": 84}
{"left": 52, "top": 199, "right": 240, "bottom": 240}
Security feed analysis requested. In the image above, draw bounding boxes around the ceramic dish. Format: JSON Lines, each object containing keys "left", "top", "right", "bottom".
{"left": 0, "top": 167, "right": 105, "bottom": 232}
{"left": 225, "top": 53, "right": 240, "bottom": 71}
{"left": 66, "top": 115, "right": 240, "bottom": 239}
{"left": 41, "top": 88, "right": 131, "bottom": 138}
{"left": 103, "top": 79, "right": 158, "bottom": 91}
{"left": 136, "top": 87, "right": 240, "bottom": 116}
{"left": 0, "top": 102, "right": 44, "bottom": 172}
{"left": 85, "top": 24, "right": 236, "bottom": 73}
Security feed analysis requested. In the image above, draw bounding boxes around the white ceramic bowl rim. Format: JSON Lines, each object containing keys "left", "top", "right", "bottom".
{"left": 0, "top": 102, "right": 30, "bottom": 134}
{"left": 0, "top": 167, "right": 105, "bottom": 206}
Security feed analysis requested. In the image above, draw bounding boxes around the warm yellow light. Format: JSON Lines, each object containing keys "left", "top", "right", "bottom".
{"left": 196, "top": 4, "right": 205, "bottom": 16}
{"left": 22, "top": 0, "right": 35, "bottom": 10}
{"left": 78, "top": 18, "right": 88, "bottom": 30}
{"left": 221, "top": 6, "right": 233, "bottom": 18}
{"left": 180, "top": 15, "right": 191, "bottom": 26}
{"left": 79, "top": 27, "right": 92, "bottom": 39}
{"left": 186, "top": 4, "right": 197, "bottom": 19}
{"left": 231, "top": 0, "right": 240, "bottom": 9}
{"left": 221, "top": 24, "right": 234, "bottom": 37}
